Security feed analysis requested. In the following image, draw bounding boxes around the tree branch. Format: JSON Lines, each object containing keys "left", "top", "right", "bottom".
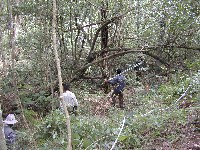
{"left": 143, "top": 51, "right": 170, "bottom": 67}
{"left": 90, "top": 14, "right": 124, "bottom": 52}
{"left": 70, "top": 47, "right": 148, "bottom": 82}
{"left": 70, "top": 44, "right": 200, "bottom": 82}
{"left": 63, "top": 7, "right": 135, "bottom": 33}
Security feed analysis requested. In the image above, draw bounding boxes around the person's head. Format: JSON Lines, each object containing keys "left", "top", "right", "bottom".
{"left": 3, "top": 114, "right": 18, "bottom": 127}
{"left": 116, "top": 69, "right": 122, "bottom": 74}
{"left": 63, "top": 83, "right": 70, "bottom": 91}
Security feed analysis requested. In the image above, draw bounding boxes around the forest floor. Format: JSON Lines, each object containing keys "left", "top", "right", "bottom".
{"left": 83, "top": 86, "right": 200, "bottom": 150}
{"left": 144, "top": 128, "right": 200, "bottom": 150}
{"left": 2, "top": 82, "right": 199, "bottom": 149}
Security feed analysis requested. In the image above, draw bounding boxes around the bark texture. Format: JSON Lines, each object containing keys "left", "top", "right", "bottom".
{"left": 0, "top": 106, "right": 7, "bottom": 150}
{"left": 52, "top": 0, "right": 72, "bottom": 149}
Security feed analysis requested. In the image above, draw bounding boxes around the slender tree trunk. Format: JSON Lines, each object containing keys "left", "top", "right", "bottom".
{"left": 100, "top": 1, "right": 109, "bottom": 78}
{"left": 0, "top": 0, "right": 4, "bottom": 76}
{"left": 7, "top": 0, "right": 18, "bottom": 106}
{"left": 69, "top": 2, "right": 74, "bottom": 59}
{"left": 0, "top": 105, "right": 7, "bottom": 150}
{"left": 52, "top": 0, "right": 72, "bottom": 150}
{"left": 0, "top": 26, "right": 6, "bottom": 77}
{"left": 136, "top": 0, "right": 140, "bottom": 46}
{"left": 7, "top": 0, "right": 38, "bottom": 148}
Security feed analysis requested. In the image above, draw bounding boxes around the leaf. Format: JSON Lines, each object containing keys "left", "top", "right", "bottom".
{"left": 39, "top": 91, "right": 46, "bottom": 95}
{"left": 72, "top": 139, "right": 80, "bottom": 148}
{"left": 24, "top": 98, "right": 34, "bottom": 104}
{"left": 119, "top": 135, "right": 128, "bottom": 142}
{"left": 83, "top": 138, "right": 91, "bottom": 148}
{"left": 72, "top": 133, "right": 80, "bottom": 139}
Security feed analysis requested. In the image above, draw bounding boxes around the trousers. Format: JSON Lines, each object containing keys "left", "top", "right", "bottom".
{"left": 110, "top": 90, "right": 124, "bottom": 108}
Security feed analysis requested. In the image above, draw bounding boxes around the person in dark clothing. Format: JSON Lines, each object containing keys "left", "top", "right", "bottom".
{"left": 3, "top": 114, "right": 18, "bottom": 149}
{"left": 105, "top": 69, "right": 126, "bottom": 108}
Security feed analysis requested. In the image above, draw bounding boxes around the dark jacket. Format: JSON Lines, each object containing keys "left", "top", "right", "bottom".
{"left": 4, "top": 124, "right": 16, "bottom": 144}
{"left": 108, "top": 74, "right": 125, "bottom": 93}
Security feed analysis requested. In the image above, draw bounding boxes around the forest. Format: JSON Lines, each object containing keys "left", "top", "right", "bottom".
{"left": 0, "top": 0, "right": 199, "bottom": 149}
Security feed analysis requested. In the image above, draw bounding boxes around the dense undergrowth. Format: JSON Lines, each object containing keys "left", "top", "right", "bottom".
{"left": 13, "top": 71, "right": 200, "bottom": 150}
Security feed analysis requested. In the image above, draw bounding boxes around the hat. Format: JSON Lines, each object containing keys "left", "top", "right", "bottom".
{"left": 3, "top": 114, "right": 18, "bottom": 124}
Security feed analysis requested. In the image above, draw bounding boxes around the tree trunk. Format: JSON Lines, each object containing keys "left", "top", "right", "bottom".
{"left": 0, "top": 105, "right": 7, "bottom": 150}
{"left": 7, "top": 0, "right": 18, "bottom": 107}
{"left": 52, "top": 0, "right": 72, "bottom": 150}
{"left": 7, "top": 0, "right": 38, "bottom": 148}
{"left": 136, "top": 0, "right": 140, "bottom": 46}
{"left": 100, "top": 1, "right": 109, "bottom": 75}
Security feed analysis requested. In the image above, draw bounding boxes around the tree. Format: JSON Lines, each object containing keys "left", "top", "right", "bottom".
{"left": 0, "top": 105, "right": 7, "bottom": 150}
{"left": 52, "top": 0, "right": 72, "bottom": 149}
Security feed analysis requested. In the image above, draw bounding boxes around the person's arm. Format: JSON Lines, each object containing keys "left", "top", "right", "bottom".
{"left": 107, "top": 76, "right": 118, "bottom": 85}
{"left": 71, "top": 93, "right": 78, "bottom": 106}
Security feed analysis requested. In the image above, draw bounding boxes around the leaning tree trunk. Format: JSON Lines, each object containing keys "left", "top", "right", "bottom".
{"left": 0, "top": 105, "right": 7, "bottom": 150}
{"left": 52, "top": 0, "right": 72, "bottom": 150}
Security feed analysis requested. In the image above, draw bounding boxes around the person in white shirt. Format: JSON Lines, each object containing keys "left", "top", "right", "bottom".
{"left": 60, "top": 83, "right": 78, "bottom": 116}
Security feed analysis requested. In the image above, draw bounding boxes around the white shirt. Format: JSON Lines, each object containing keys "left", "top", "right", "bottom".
{"left": 62, "top": 91, "right": 78, "bottom": 107}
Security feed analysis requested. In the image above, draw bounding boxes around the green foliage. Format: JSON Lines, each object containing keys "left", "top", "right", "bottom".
{"left": 24, "top": 109, "right": 39, "bottom": 126}
{"left": 35, "top": 109, "right": 124, "bottom": 149}
{"left": 15, "top": 130, "right": 32, "bottom": 150}
{"left": 1, "top": 0, "right": 199, "bottom": 149}
{"left": 32, "top": 104, "right": 189, "bottom": 149}
{"left": 36, "top": 109, "right": 66, "bottom": 141}
{"left": 156, "top": 70, "right": 200, "bottom": 105}
{"left": 158, "top": 84, "right": 179, "bottom": 104}
{"left": 120, "top": 108, "right": 188, "bottom": 149}
{"left": 185, "top": 58, "right": 200, "bottom": 71}
{"left": 14, "top": 69, "right": 199, "bottom": 149}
